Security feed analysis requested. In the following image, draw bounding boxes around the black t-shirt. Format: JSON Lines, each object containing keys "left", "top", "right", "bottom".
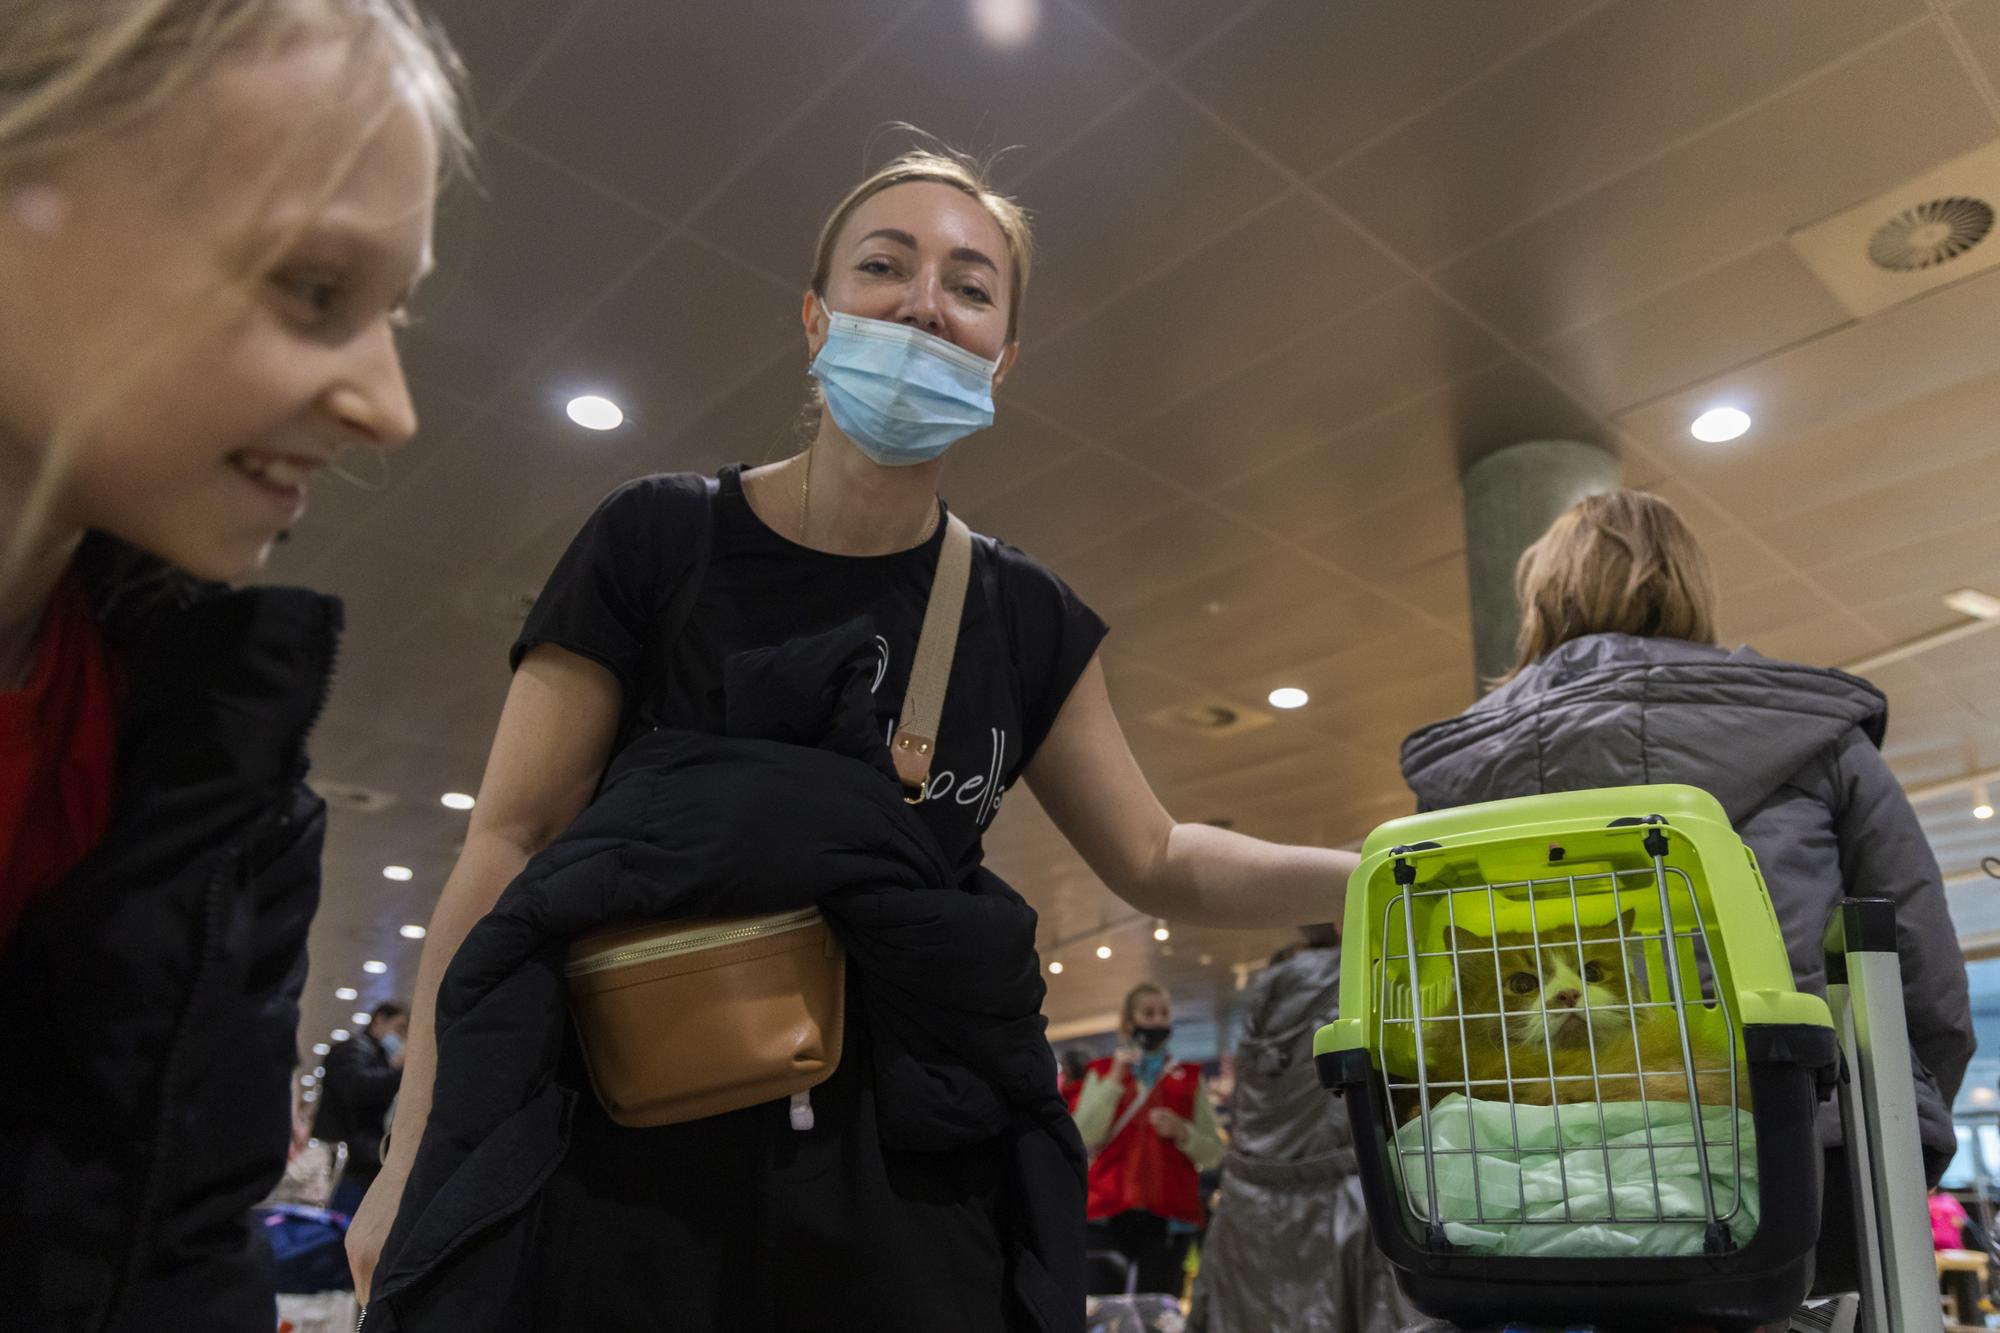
{"left": 513, "top": 464, "right": 1107, "bottom": 873}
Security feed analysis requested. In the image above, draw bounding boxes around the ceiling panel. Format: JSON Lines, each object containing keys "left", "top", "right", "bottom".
{"left": 397, "top": 135, "right": 667, "bottom": 403}
{"left": 1175, "top": 0, "right": 1598, "bottom": 176}
{"left": 1054, "top": 503, "right": 1278, "bottom": 619}
{"left": 1303, "top": 481, "right": 1467, "bottom": 584}
{"left": 1060, "top": 0, "right": 1261, "bottom": 68}
{"left": 1535, "top": 245, "right": 1852, "bottom": 415}
{"left": 343, "top": 411, "right": 630, "bottom": 574}
{"left": 1756, "top": 449, "right": 2000, "bottom": 571}
{"left": 960, "top": 446, "right": 1185, "bottom": 564}
{"left": 1735, "top": 368, "right": 2000, "bottom": 524}
{"left": 1209, "top": 356, "right": 1604, "bottom": 540}
{"left": 987, "top": 84, "right": 1293, "bottom": 339}
{"left": 683, "top": 0, "right": 1150, "bottom": 307}
{"left": 1315, "top": 0, "right": 1927, "bottom": 268}
{"left": 504, "top": 235, "right": 801, "bottom": 448}
{"left": 1950, "top": 0, "right": 2000, "bottom": 89}
{"left": 1616, "top": 266, "right": 2000, "bottom": 497}
{"left": 493, "top": 0, "right": 918, "bottom": 222}
{"left": 1102, "top": 282, "right": 1503, "bottom": 491}
{"left": 1111, "top": 551, "right": 1424, "bottom": 688}
{"left": 426, "top": 0, "right": 575, "bottom": 112}
{"left": 1430, "top": 26, "right": 1988, "bottom": 351}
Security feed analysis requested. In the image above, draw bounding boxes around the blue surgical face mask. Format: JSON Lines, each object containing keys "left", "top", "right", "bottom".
{"left": 380, "top": 1032, "right": 404, "bottom": 1059}
{"left": 808, "top": 307, "right": 1000, "bottom": 467}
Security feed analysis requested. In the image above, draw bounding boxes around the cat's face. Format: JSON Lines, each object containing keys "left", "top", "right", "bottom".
{"left": 1447, "top": 915, "right": 1636, "bottom": 1052}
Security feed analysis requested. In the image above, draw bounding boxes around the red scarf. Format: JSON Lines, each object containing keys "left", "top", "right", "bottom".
{"left": 0, "top": 567, "right": 122, "bottom": 952}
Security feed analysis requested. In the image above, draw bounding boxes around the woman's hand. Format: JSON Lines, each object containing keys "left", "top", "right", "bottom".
{"left": 1147, "top": 1107, "right": 1190, "bottom": 1145}
{"left": 345, "top": 1157, "right": 410, "bottom": 1306}
{"left": 1109, "top": 1045, "right": 1136, "bottom": 1078}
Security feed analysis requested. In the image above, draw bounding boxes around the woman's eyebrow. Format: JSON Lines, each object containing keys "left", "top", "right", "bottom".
{"left": 856, "top": 227, "right": 998, "bottom": 274}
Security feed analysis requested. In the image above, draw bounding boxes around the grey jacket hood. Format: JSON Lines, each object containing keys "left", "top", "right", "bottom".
{"left": 1401, "top": 634, "right": 1887, "bottom": 821}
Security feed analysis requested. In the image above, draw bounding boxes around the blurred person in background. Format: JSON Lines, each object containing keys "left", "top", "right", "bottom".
{"left": 1188, "top": 924, "right": 1413, "bottom": 1332}
{"left": 1069, "top": 983, "right": 1224, "bottom": 1296}
{"left": 314, "top": 1001, "right": 408, "bottom": 1215}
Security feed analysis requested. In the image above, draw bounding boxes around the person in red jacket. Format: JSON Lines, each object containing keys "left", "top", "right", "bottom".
{"left": 1067, "top": 983, "right": 1225, "bottom": 1295}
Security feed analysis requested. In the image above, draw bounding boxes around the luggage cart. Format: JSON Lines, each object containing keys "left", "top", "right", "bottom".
{"left": 1315, "top": 786, "right": 1939, "bottom": 1333}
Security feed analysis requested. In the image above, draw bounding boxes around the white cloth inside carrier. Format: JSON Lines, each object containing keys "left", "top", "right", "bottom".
{"left": 1393, "top": 1094, "right": 1759, "bottom": 1257}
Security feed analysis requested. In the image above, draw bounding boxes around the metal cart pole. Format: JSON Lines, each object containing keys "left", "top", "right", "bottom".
{"left": 1821, "top": 898, "right": 1941, "bottom": 1333}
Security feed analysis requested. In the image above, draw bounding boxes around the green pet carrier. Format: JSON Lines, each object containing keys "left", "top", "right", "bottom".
{"left": 1315, "top": 785, "right": 1842, "bottom": 1330}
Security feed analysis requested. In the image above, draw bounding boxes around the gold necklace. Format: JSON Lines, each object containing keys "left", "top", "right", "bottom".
{"left": 796, "top": 448, "right": 939, "bottom": 549}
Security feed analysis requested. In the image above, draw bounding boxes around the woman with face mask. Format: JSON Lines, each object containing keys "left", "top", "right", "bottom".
{"left": 1068, "top": 983, "right": 1223, "bottom": 1299}
{"left": 348, "top": 144, "right": 1354, "bottom": 1331}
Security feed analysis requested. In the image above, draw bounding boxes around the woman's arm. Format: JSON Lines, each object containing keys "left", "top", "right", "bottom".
{"left": 1071, "top": 1068, "right": 1125, "bottom": 1153}
{"left": 345, "top": 644, "right": 622, "bottom": 1300}
{"left": 1023, "top": 654, "right": 1355, "bottom": 928}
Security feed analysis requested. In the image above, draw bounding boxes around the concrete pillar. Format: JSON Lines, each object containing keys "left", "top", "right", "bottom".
{"left": 1461, "top": 441, "right": 1620, "bottom": 692}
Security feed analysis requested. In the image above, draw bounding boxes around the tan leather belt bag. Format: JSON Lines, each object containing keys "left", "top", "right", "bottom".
{"left": 562, "top": 511, "right": 973, "bottom": 1129}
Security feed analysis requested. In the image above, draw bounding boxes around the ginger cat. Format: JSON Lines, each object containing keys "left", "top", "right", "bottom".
{"left": 1399, "top": 913, "right": 1742, "bottom": 1118}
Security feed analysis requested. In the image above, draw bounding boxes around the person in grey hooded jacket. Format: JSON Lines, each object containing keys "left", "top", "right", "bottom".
{"left": 1400, "top": 490, "right": 1973, "bottom": 1232}
{"left": 1188, "top": 924, "right": 1414, "bottom": 1333}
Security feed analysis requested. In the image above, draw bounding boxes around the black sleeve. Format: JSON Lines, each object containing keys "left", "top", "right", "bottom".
{"left": 510, "top": 473, "right": 707, "bottom": 703}
{"left": 325, "top": 1040, "right": 403, "bottom": 1119}
{"left": 989, "top": 539, "right": 1108, "bottom": 767}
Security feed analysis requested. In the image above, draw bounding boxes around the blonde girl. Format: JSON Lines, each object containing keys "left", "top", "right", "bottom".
{"left": 0, "top": 3, "right": 463, "bottom": 1326}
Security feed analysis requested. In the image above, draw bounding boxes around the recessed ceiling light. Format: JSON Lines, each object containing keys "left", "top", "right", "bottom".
{"left": 302, "top": 1090, "right": 318, "bottom": 1103}
{"left": 566, "top": 394, "right": 624, "bottom": 431}
{"left": 1689, "top": 407, "right": 1751, "bottom": 443}
{"left": 1096, "top": 945, "right": 1112, "bottom": 960}
{"left": 1268, "top": 687, "right": 1309, "bottom": 710}
{"left": 969, "top": 0, "right": 1040, "bottom": 49}
{"left": 1944, "top": 589, "right": 2000, "bottom": 621}
{"left": 382, "top": 865, "right": 413, "bottom": 882}
{"left": 1048, "top": 961, "right": 1063, "bottom": 975}
{"left": 1153, "top": 921, "right": 1171, "bottom": 942}
{"left": 314, "top": 1066, "right": 325, "bottom": 1078}
{"left": 334, "top": 986, "right": 357, "bottom": 1001}
{"left": 363, "top": 960, "right": 388, "bottom": 975}
{"left": 311, "top": 1042, "right": 330, "bottom": 1056}
{"left": 400, "top": 923, "right": 427, "bottom": 940}
{"left": 331, "top": 1028, "right": 351, "bottom": 1042}
{"left": 441, "top": 791, "right": 476, "bottom": 811}
{"left": 300, "top": 1073, "right": 315, "bottom": 1087}
{"left": 1199, "top": 953, "right": 1213, "bottom": 966}
{"left": 351, "top": 1010, "right": 372, "bottom": 1025}
{"left": 1976, "top": 784, "right": 1995, "bottom": 821}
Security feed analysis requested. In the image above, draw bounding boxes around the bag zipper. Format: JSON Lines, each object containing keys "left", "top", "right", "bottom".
{"left": 563, "top": 907, "right": 824, "bottom": 977}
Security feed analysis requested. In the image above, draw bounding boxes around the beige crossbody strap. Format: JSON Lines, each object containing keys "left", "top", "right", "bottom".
{"left": 891, "top": 512, "right": 972, "bottom": 804}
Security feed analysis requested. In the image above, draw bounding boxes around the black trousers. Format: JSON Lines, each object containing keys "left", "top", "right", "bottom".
{"left": 1087, "top": 1210, "right": 1191, "bottom": 1297}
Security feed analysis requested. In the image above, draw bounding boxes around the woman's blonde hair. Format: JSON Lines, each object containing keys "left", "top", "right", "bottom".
{"left": 1507, "top": 489, "right": 1719, "bottom": 680}
{"left": 0, "top": 0, "right": 468, "bottom": 182}
{"left": 0, "top": 0, "right": 468, "bottom": 589}
{"left": 810, "top": 143, "right": 1035, "bottom": 342}
{"left": 1120, "top": 983, "right": 1167, "bottom": 1032}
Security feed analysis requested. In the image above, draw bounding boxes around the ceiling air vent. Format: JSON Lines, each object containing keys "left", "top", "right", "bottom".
{"left": 1789, "top": 138, "right": 2000, "bottom": 317}
{"left": 1143, "top": 698, "right": 1274, "bottom": 739}
{"left": 1866, "top": 197, "right": 1993, "bottom": 272}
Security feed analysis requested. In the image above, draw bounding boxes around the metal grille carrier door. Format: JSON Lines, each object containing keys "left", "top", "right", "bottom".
{"left": 1315, "top": 786, "right": 1838, "bottom": 1332}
